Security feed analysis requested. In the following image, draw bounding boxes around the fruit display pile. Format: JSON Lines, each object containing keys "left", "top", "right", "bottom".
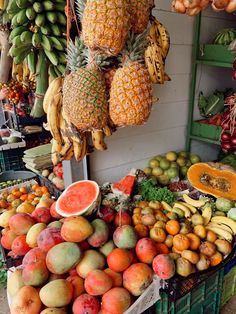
{"left": 0, "top": 162, "right": 235, "bottom": 314}
{"left": 45, "top": 1, "right": 172, "bottom": 164}
{"left": 171, "top": 0, "right": 236, "bottom": 16}
{"left": 41, "top": 163, "right": 64, "bottom": 191}
{"left": 143, "top": 150, "right": 201, "bottom": 184}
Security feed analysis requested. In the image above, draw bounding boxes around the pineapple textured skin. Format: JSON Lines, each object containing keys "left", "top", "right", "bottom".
{"left": 130, "top": 0, "right": 154, "bottom": 33}
{"left": 109, "top": 61, "right": 153, "bottom": 126}
{"left": 82, "top": 0, "right": 130, "bottom": 56}
{"left": 63, "top": 68, "right": 108, "bottom": 130}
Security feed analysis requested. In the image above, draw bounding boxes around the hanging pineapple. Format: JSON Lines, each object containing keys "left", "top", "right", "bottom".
{"left": 109, "top": 31, "right": 153, "bottom": 126}
{"left": 130, "top": 0, "right": 154, "bottom": 33}
{"left": 76, "top": 0, "right": 130, "bottom": 56}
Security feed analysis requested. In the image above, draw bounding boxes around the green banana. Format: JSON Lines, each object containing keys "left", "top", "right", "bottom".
{"left": 35, "top": 14, "right": 46, "bottom": 27}
{"left": 16, "top": 0, "right": 30, "bottom": 9}
{"left": 57, "top": 64, "right": 66, "bottom": 75}
{"left": 41, "top": 35, "right": 52, "bottom": 51}
{"left": 46, "top": 12, "right": 57, "bottom": 23}
{"left": 33, "top": 2, "right": 43, "bottom": 13}
{"left": 27, "top": 51, "right": 37, "bottom": 74}
{"left": 7, "top": 0, "right": 19, "bottom": 14}
{"left": 50, "top": 36, "right": 64, "bottom": 51}
{"left": 32, "top": 32, "right": 41, "bottom": 48}
{"left": 55, "top": 3, "right": 65, "bottom": 11}
{"left": 48, "top": 64, "right": 58, "bottom": 78}
{"left": 14, "top": 47, "right": 31, "bottom": 64}
{"left": 57, "top": 12, "right": 66, "bottom": 26}
{"left": 53, "top": 65, "right": 61, "bottom": 77}
{"left": 16, "top": 8, "right": 28, "bottom": 24}
{"left": 26, "top": 7, "right": 36, "bottom": 20}
{"left": 43, "top": 1, "right": 55, "bottom": 11}
{"left": 20, "top": 30, "right": 33, "bottom": 44}
{"left": 58, "top": 52, "right": 66, "bottom": 64}
{"left": 44, "top": 49, "right": 59, "bottom": 66}
{"left": 12, "top": 35, "right": 22, "bottom": 47}
{"left": 51, "top": 24, "right": 61, "bottom": 36}
{"left": 9, "top": 26, "right": 27, "bottom": 41}
{"left": 59, "top": 38, "right": 67, "bottom": 47}
{"left": 41, "top": 25, "right": 51, "bottom": 35}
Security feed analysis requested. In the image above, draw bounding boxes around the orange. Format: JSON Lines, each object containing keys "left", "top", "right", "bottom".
{"left": 173, "top": 234, "right": 190, "bottom": 251}
{"left": 31, "top": 184, "right": 39, "bottom": 191}
{"left": 186, "top": 233, "right": 201, "bottom": 250}
{"left": 165, "top": 220, "right": 180, "bottom": 235}
{"left": 41, "top": 186, "right": 49, "bottom": 194}
{"left": 19, "top": 187, "right": 27, "bottom": 194}
{"left": 20, "top": 194, "right": 28, "bottom": 202}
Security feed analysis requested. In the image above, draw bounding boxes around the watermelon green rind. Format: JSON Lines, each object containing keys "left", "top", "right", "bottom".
{"left": 55, "top": 180, "right": 101, "bottom": 217}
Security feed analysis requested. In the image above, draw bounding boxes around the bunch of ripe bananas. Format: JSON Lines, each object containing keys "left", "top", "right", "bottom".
{"left": 11, "top": 60, "right": 36, "bottom": 90}
{"left": 44, "top": 78, "right": 111, "bottom": 165}
{"left": 145, "top": 16, "right": 171, "bottom": 84}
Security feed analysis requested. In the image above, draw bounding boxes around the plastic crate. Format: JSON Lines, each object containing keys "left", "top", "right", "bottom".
{"left": 0, "top": 170, "right": 37, "bottom": 190}
{"left": 198, "top": 44, "right": 234, "bottom": 64}
{"left": 154, "top": 268, "right": 224, "bottom": 314}
{"left": 0, "top": 148, "right": 25, "bottom": 172}
{"left": 221, "top": 266, "right": 236, "bottom": 307}
{"left": 37, "top": 175, "right": 62, "bottom": 199}
{"left": 191, "top": 121, "right": 222, "bottom": 141}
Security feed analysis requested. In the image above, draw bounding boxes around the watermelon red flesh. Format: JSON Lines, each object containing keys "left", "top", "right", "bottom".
{"left": 57, "top": 181, "right": 99, "bottom": 215}
{"left": 111, "top": 175, "right": 136, "bottom": 197}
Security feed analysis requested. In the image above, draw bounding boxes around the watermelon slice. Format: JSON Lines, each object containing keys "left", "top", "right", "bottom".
{"left": 56, "top": 180, "right": 101, "bottom": 217}
{"left": 111, "top": 174, "right": 136, "bottom": 197}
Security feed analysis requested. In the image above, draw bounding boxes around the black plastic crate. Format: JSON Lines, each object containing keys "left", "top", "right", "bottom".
{"left": 162, "top": 244, "right": 236, "bottom": 301}
{"left": 37, "top": 175, "right": 62, "bottom": 199}
{"left": 0, "top": 148, "right": 25, "bottom": 172}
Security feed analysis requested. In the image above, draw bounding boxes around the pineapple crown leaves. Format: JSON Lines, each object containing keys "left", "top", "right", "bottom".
{"left": 75, "top": 0, "right": 87, "bottom": 21}
{"left": 120, "top": 29, "right": 149, "bottom": 65}
{"left": 67, "top": 37, "right": 116, "bottom": 72}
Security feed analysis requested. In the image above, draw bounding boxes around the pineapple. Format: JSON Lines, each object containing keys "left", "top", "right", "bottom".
{"left": 109, "top": 32, "right": 153, "bottom": 126}
{"left": 63, "top": 39, "right": 109, "bottom": 131}
{"left": 130, "top": 0, "right": 154, "bottom": 33}
{"left": 78, "top": 0, "right": 130, "bottom": 56}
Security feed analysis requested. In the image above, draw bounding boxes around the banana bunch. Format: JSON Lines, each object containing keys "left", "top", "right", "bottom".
{"left": 11, "top": 59, "right": 34, "bottom": 87}
{"left": 7, "top": 0, "right": 67, "bottom": 76}
{"left": 214, "top": 28, "right": 236, "bottom": 46}
{"left": 145, "top": 16, "right": 171, "bottom": 84}
{"left": 206, "top": 216, "right": 236, "bottom": 242}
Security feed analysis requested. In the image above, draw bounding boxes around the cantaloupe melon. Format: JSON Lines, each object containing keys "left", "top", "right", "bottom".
{"left": 56, "top": 180, "right": 101, "bottom": 217}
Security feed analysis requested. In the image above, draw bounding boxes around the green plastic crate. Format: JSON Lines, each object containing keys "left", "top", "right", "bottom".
{"left": 191, "top": 121, "right": 222, "bottom": 141}
{"left": 221, "top": 266, "right": 236, "bottom": 306}
{"left": 198, "top": 44, "right": 235, "bottom": 64}
{"left": 0, "top": 148, "right": 25, "bottom": 172}
{"left": 154, "top": 268, "right": 224, "bottom": 314}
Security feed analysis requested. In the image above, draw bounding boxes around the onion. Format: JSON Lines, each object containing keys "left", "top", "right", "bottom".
{"left": 199, "top": 0, "right": 210, "bottom": 9}
{"left": 173, "top": 0, "right": 187, "bottom": 13}
{"left": 232, "top": 70, "right": 236, "bottom": 81}
{"left": 221, "top": 142, "right": 232, "bottom": 152}
{"left": 184, "top": 0, "right": 200, "bottom": 8}
{"left": 212, "top": 0, "right": 230, "bottom": 9}
{"left": 233, "top": 59, "right": 236, "bottom": 70}
{"left": 226, "top": 0, "right": 236, "bottom": 13}
{"left": 221, "top": 131, "right": 231, "bottom": 142}
{"left": 231, "top": 134, "right": 236, "bottom": 145}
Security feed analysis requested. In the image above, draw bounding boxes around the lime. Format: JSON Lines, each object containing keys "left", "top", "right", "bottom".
{"left": 154, "top": 155, "right": 163, "bottom": 161}
{"left": 190, "top": 154, "right": 201, "bottom": 164}
{"left": 170, "top": 162, "right": 179, "bottom": 168}
{"left": 186, "top": 160, "right": 192, "bottom": 167}
{"left": 157, "top": 175, "right": 169, "bottom": 186}
{"left": 167, "top": 167, "right": 179, "bottom": 179}
{"left": 166, "top": 151, "right": 178, "bottom": 161}
{"left": 178, "top": 151, "right": 189, "bottom": 158}
{"left": 176, "top": 157, "right": 186, "bottom": 167}
{"left": 152, "top": 167, "right": 163, "bottom": 177}
{"left": 148, "top": 159, "right": 160, "bottom": 168}
{"left": 180, "top": 166, "right": 188, "bottom": 177}
{"left": 143, "top": 167, "right": 152, "bottom": 175}
{"left": 160, "top": 158, "right": 171, "bottom": 170}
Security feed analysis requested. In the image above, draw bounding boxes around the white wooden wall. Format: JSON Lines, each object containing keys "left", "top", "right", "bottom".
{"left": 89, "top": 1, "right": 235, "bottom": 184}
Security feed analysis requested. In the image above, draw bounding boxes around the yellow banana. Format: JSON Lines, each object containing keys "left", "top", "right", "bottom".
{"left": 145, "top": 43, "right": 165, "bottom": 84}
{"left": 22, "top": 61, "right": 30, "bottom": 83}
{"left": 207, "top": 222, "right": 233, "bottom": 235}
{"left": 161, "top": 201, "right": 172, "bottom": 212}
{"left": 73, "top": 134, "right": 87, "bottom": 161}
{"left": 178, "top": 201, "right": 197, "bottom": 214}
{"left": 205, "top": 225, "right": 233, "bottom": 242}
{"left": 0, "top": 0, "right": 5, "bottom": 10}
{"left": 51, "top": 139, "right": 62, "bottom": 166}
{"left": 182, "top": 194, "right": 206, "bottom": 208}
{"left": 211, "top": 216, "right": 236, "bottom": 235}
{"left": 43, "top": 77, "right": 63, "bottom": 114}
{"left": 103, "top": 125, "right": 112, "bottom": 137}
{"left": 47, "top": 92, "right": 62, "bottom": 145}
{"left": 64, "top": 146, "right": 74, "bottom": 160}
{"left": 92, "top": 130, "right": 107, "bottom": 151}
{"left": 202, "top": 206, "right": 212, "bottom": 225}
{"left": 156, "top": 21, "right": 170, "bottom": 59}
{"left": 173, "top": 202, "right": 191, "bottom": 218}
